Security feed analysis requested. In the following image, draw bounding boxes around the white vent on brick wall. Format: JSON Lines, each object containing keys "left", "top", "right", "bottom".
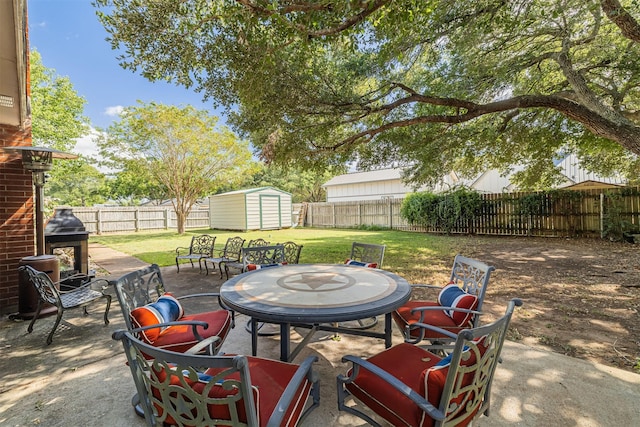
{"left": 0, "top": 95, "right": 13, "bottom": 108}
{"left": 0, "top": 94, "right": 15, "bottom": 108}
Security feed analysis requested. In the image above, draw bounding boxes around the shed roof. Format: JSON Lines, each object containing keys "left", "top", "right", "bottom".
{"left": 210, "top": 186, "right": 292, "bottom": 197}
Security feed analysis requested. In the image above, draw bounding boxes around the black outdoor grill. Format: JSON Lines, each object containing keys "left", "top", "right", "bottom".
{"left": 44, "top": 208, "right": 90, "bottom": 277}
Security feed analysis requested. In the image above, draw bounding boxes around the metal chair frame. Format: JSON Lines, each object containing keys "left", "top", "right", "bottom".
{"left": 279, "top": 241, "right": 303, "bottom": 264}
{"left": 339, "top": 242, "right": 387, "bottom": 330}
{"left": 114, "top": 329, "right": 320, "bottom": 427}
{"left": 110, "top": 263, "right": 234, "bottom": 355}
{"left": 175, "top": 234, "right": 216, "bottom": 272}
{"left": 19, "top": 265, "right": 111, "bottom": 345}
{"left": 201, "top": 236, "right": 246, "bottom": 278}
{"left": 337, "top": 299, "right": 522, "bottom": 427}
{"left": 396, "top": 254, "right": 495, "bottom": 351}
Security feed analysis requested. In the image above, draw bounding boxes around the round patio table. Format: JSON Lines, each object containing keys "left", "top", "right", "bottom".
{"left": 220, "top": 264, "right": 411, "bottom": 361}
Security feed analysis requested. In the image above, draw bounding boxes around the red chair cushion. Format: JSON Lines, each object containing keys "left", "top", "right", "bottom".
{"left": 130, "top": 294, "right": 184, "bottom": 343}
{"left": 344, "top": 259, "right": 378, "bottom": 268}
{"left": 246, "top": 262, "right": 287, "bottom": 271}
{"left": 437, "top": 283, "right": 478, "bottom": 326}
{"left": 154, "top": 355, "right": 313, "bottom": 427}
{"left": 154, "top": 309, "right": 233, "bottom": 354}
{"left": 344, "top": 343, "right": 440, "bottom": 427}
{"left": 393, "top": 301, "right": 466, "bottom": 339}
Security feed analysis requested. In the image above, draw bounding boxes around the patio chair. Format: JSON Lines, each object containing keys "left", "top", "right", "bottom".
{"left": 113, "top": 328, "right": 320, "bottom": 427}
{"left": 175, "top": 234, "right": 216, "bottom": 273}
{"left": 338, "top": 241, "right": 386, "bottom": 330}
{"left": 337, "top": 298, "right": 522, "bottom": 427}
{"left": 222, "top": 238, "right": 272, "bottom": 277}
{"left": 392, "top": 254, "right": 495, "bottom": 352}
{"left": 18, "top": 265, "right": 111, "bottom": 345}
{"left": 279, "top": 241, "right": 304, "bottom": 264}
{"left": 201, "top": 236, "right": 246, "bottom": 278}
{"left": 345, "top": 241, "right": 386, "bottom": 268}
{"left": 226, "top": 244, "right": 286, "bottom": 278}
{"left": 110, "top": 263, "right": 233, "bottom": 355}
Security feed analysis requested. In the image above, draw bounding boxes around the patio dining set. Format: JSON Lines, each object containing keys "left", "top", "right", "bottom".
{"left": 19, "top": 238, "right": 521, "bottom": 427}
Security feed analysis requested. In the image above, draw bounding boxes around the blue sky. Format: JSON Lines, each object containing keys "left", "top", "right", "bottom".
{"left": 28, "top": 0, "right": 225, "bottom": 133}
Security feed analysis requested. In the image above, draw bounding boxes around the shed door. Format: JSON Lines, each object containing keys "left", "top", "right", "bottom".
{"left": 259, "top": 195, "right": 281, "bottom": 229}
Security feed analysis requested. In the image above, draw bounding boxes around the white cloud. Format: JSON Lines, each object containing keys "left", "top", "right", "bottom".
{"left": 104, "top": 105, "right": 124, "bottom": 117}
{"left": 74, "top": 128, "right": 101, "bottom": 159}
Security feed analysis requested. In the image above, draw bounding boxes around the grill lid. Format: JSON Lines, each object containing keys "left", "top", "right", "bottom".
{"left": 45, "top": 208, "right": 86, "bottom": 234}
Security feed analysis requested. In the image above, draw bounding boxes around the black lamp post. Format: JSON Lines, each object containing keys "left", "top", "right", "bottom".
{"left": 2, "top": 146, "right": 77, "bottom": 255}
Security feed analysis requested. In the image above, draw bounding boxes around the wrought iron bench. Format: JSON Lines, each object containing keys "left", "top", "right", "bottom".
{"left": 19, "top": 265, "right": 111, "bottom": 345}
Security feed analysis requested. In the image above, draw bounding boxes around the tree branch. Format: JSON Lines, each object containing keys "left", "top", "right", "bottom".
{"left": 601, "top": 0, "right": 640, "bottom": 43}
{"left": 317, "top": 94, "right": 640, "bottom": 155}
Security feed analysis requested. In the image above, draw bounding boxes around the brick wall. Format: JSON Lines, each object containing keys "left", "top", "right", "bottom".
{"left": 0, "top": 123, "right": 34, "bottom": 315}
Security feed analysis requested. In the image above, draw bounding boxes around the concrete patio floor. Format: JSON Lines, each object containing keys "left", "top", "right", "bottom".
{"left": 1, "top": 243, "right": 639, "bottom": 426}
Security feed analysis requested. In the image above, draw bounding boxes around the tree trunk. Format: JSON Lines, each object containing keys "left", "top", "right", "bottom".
{"left": 176, "top": 211, "right": 186, "bottom": 234}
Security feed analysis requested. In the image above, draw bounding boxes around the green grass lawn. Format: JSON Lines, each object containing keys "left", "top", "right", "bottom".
{"left": 91, "top": 227, "right": 464, "bottom": 283}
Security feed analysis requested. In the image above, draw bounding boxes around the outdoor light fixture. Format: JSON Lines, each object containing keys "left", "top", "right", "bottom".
{"left": 2, "top": 146, "right": 78, "bottom": 255}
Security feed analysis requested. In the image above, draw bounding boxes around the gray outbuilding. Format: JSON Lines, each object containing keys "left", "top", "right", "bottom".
{"left": 209, "top": 187, "right": 292, "bottom": 231}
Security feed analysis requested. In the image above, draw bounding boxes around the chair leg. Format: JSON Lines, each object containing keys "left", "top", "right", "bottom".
{"left": 175, "top": 258, "right": 180, "bottom": 273}
{"left": 46, "top": 307, "right": 65, "bottom": 345}
{"left": 27, "top": 299, "right": 43, "bottom": 333}
{"left": 102, "top": 294, "right": 111, "bottom": 325}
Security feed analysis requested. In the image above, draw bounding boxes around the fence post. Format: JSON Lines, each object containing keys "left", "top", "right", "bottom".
{"left": 96, "top": 209, "right": 101, "bottom": 235}
{"left": 332, "top": 203, "right": 336, "bottom": 227}
{"left": 600, "top": 193, "right": 604, "bottom": 238}
{"left": 134, "top": 208, "right": 139, "bottom": 232}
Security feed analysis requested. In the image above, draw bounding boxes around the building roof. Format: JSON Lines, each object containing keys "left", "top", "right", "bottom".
{"left": 322, "top": 169, "right": 404, "bottom": 186}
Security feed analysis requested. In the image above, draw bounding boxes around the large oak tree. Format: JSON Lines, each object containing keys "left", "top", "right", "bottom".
{"left": 95, "top": 0, "right": 640, "bottom": 188}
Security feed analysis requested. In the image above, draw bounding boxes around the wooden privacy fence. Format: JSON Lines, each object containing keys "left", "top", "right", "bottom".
{"left": 300, "top": 187, "right": 640, "bottom": 238}
{"left": 70, "top": 207, "right": 210, "bottom": 234}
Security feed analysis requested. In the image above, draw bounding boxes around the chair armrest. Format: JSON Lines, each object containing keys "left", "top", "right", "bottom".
{"left": 185, "top": 335, "right": 221, "bottom": 355}
{"left": 410, "top": 283, "right": 440, "bottom": 290}
{"left": 58, "top": 278, "right": 110, "bottom": 294}
{"left": 338, "top": 355, "right": 444, "bottom": 420}
{"left": 266, "top": 355, "right": 319, "bottom": 426}
{"left": 405, "top": 322, "right": 459, "bottom": 344}
{"left": 175, "top": 246, "right": 190, "bottom": 255}
{"left": 409, "top": 305, "right": 482, "bottom": 324}
{"left": 176, "top": 293, "right": 227, "bottom": 309}
{"left": 129, "top": 320, "right": 210, "bottom": 341}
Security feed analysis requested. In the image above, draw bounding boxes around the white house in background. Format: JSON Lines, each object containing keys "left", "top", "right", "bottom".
{"left": 209, "top": 187, "right": 292, "bottom": 231}
{"left": 323, "top": 155, "right": 626, "bottom": 202}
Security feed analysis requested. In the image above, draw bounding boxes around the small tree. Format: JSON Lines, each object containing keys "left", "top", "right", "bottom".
{"left": 100, "top": 102, "right": 256, "bottom": 233}
{"left": 30, "top": 49, "right": 96, "bottom": 208}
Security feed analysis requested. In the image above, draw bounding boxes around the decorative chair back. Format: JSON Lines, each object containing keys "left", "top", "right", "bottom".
{"left": 432, "top": 299, "right": 521, "bottom": 424}
{"left": 449, "top": 254, "right": 495, "bottom": 324}
{"left": 241, "top": 245, "right": 286, "bottom": 271}
{"left": 247, "top": 238, "right": 270, "bottom": 247}
{"left": 222, "top": 236, "right": 246, "bottom": 261}
{"left": 20, "top": 265, "right": 61, "bottom": 307}
{"left": 350, "top": 242, "right": 386, "bottom": 268}
{"left": 113, "top": 328, "right": 320, "bottom": 427}
{"left": 280, "top": 241, "right": 303, "bottom": 264}
{"left": 115, "top": 329, "right": 260, "bottom": 426}
{"left": 111, "top": 264, "right": 166, "bottom": 332}
{"left": 188, "top": 234, "right": 216, "bottom": 256}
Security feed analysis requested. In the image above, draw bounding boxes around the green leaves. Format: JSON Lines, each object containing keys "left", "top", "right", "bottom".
{"left": 94, "top": 0, "right": 640, "bottom": 189}
{"left": 98, "top": 102, "right": 256, "bottom": 232}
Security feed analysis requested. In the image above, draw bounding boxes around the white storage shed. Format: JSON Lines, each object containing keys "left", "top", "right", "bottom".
{"left": 209, "top": 187, "right": 292, "bottom": 231}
